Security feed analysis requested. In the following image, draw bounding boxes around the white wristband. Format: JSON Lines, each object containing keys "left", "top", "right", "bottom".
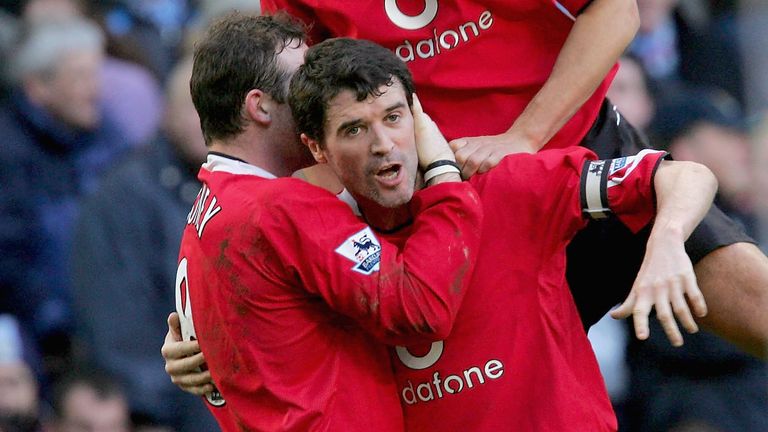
{"left": 423, "top": 164, "right": 461, "bottom": 183}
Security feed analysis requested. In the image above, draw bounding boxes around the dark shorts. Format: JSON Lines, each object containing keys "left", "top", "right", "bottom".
{"left": 567, "top": 100, "right": 755, "bottom": 329}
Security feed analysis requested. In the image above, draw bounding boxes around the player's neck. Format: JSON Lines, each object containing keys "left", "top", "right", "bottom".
{"left": 207, "top": 133, "right": 297, "bottom": 178}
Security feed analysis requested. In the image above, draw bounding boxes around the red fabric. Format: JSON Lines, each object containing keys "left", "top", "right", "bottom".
{"left": 262, "top": 0, "right": 617, "bottom": 148}
{"left": 176, "top": 159, "right": 482, "bottom": 431}
{"left": 389, "top": 147, "right": 664, "bottom": 431}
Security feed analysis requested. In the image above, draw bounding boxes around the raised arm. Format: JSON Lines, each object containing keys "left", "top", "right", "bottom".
{"left": 611, "top": 160, "right": 718, "bottom": 346}
{"left": 451, "top": 0, "right": 640, "bottom": 174}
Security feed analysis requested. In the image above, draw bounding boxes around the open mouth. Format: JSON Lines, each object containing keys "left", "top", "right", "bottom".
{"left": 375, "top": 163, "right": 403, "bottom": 186}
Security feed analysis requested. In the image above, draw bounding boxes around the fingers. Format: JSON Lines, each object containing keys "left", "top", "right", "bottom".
{"left": 670, "top": 279, "right": 698, "bottom": 334}
{"left": 619, "top": 274, "right": 707, "bottom": 347}
{"left": 479, "top": 154, "right": 504, "bottom": 174}
{"left": 169, "top": 366, "right": 215, "bottom": 396}
{"left": 451, "top": 138, "right": 493, "bottom": 178}
{"left": 165, "top": 350, "right": 206, "bottom": 376}
{"left": 683, "top": 274, "right": 707, "bottom": 318}
{"left": 162, "top": 338, "right": 203, "bottom": 360}
{"left": 167, "top": 312, "right": 182, "bottom": 340}
{"left": 609, "top": 291, "right": 635, "bottom": 320}
{"left": 631, "top": 295, "right": 653, "bottom": 341}
{"left": 653, "top": 286, "right": 683, "bottom": 347}
{"left": 412, "top": 93, "right": 423, "bottom": 114}
{"left": 448, "top": 138, "right": 466, "bottom": 153}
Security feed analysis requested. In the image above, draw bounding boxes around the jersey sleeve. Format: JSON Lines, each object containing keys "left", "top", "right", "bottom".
{"left": 473, "top": 147, "right": 665, "bottom": 243}
{"left": 260, "top": 179, "right": 483, "bottom": 345}
{"left": 580, "top": 149, "right": 666, "bottom": 232}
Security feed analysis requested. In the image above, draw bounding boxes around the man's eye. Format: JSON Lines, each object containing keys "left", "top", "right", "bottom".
{"left": 386, "top": 113, "right": 401, "bottom": 122}
{"left": 347, "top": 126, "right": 361, "bottom": 136}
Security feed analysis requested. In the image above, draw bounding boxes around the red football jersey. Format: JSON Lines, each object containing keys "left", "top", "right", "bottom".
{"left": 174, "top": 155, "right": 482, "bottom": 431}
{"left": 390, "top": 148, "right": 664, "bottom": 431}
{"left": 261, "top": 0, "right": 616, "bottom": 147}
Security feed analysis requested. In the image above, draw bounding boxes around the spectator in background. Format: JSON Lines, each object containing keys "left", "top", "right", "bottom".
{"left": 622, "top": 87, "right": 768, "bottom": 432}
{"left": 605, "top": 54, "right": 655, "bottom": 136}
{"left": 19, "top": 0, "right": 165, "bottom": 149}
{"left": 71, "top": 56, "right": 216, "bottom": 431}
{"left": 90, "top": 0, "right": 194, "bottom": 80}
{"left": 651, "top": 87, "right": 755, "bottom": 231}
{"left": 631, "top": 0, "right": 744, "bottom": 106}
{"left": 0, "top": 315, "right": 43, "bottom": 432}
{"left": 0, "top": 16, "right": 130, "bottom": 379}
{"left": 45, "top": 369, "right": 130, "bottom": 432}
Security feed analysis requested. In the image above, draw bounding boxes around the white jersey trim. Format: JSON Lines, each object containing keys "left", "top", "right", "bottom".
{"left": 337, "top": 188, "right": 361, "bottom": 216}
{"left": 202, "top": 154, "right": 277, "bottom": 179}
{"left": 553, "top": 1, "right": 577, "bottom": 21}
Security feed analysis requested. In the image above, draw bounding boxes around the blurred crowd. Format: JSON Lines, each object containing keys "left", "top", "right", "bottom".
{"left": 0, "top": 0, "right": 765, "bottom": 431}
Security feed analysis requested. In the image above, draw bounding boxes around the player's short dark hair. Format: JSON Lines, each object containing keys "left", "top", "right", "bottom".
{"left": 289, "top": 38, "right": 415, "bottom": 145}
{"left": 190, "top": 12, "right": 305, "bottom": 145}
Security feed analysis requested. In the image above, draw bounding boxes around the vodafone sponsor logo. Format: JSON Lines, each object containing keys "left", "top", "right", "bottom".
{"left": 400, "top": 359, "right": 505, "bottom": 405}
{"left": 396, "top": 342, "right": 505, "bottom": 405}
{"left": 385, "top": 0, "right": 438, "bottom": 30}
{"left": 392, "top": 9, "right": 494, "bottom": 63}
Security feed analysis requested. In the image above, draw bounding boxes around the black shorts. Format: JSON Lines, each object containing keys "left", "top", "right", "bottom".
{"left": 567, "top": 100, "right": 755, "bottom": 329}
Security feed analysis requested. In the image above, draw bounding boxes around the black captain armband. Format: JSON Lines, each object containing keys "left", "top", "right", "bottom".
{"left": 579, "top": 150, "right": 669, "bottom": 221}
{"left": 580, "top": 159, "right": 612, "bottom": 221}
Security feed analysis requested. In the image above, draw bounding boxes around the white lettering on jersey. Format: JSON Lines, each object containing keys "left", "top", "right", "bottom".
{"left": 393, "top": 9, "right": 494, "bottom": 63}
{"left": 396, "top": 341, "right": 444, "bottom": 369}
{"left": 399, "top": 359, "right": 505, "bottom": 405}
{"left": 175, "top": 258, "right": 226, "bottom": 407}
{"left": 385, "top": 0, "right": 438, "bottom": 30}
{"left": 186, "top": 184, "right": 222, "bottom": 238}
{"left": 395, "top": 341, "right": 504, "bottom": 405}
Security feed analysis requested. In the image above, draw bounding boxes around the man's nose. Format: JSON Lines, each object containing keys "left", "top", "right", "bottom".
{"left": 370, "top": 124, "right": 395, "bottom": 155}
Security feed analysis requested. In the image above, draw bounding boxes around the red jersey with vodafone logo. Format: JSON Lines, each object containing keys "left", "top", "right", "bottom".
{"left": 261, "top": 0, "right": 616, "bottom": 147}
{"left": 175, "top": 155, "right": 483, "bottom": 431}
{"left": 390, "top": 148, "right": 664, "bottom": 431}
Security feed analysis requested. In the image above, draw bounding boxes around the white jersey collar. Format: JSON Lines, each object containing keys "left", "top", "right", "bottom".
{"left": 203, "top": 153, "right": 361, "bottom": 215}
{"left": 203, "top": 153, "right": 277, "bottom": 179}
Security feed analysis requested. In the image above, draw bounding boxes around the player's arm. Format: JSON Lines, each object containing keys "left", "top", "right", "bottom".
{"left": 268, "top": 99, "right": 474, "bottom": 345}
{"left": 601, "top": 158, "right": 718, "bottom": 346}
{"left": 451, "top": 0, "right": 639, "bottom": 175}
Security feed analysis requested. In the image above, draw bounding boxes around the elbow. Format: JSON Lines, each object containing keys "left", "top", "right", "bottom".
{"left": 405, "top": 300, "right": 458, "bottom": 340}
{"left": 691, "top": 161, "right": 719, "bottom": 197}
{"left": 417, "top": 306, "right": 457, "bottom": 340}
{"left": 677, "top": 160, "right": 719, "bottom": 198}
{"left": 592, "top": 0, "right": 639, "bottom": 40}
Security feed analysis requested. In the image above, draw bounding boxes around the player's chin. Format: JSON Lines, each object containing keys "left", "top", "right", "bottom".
{"left": 377, "top": 185, "right": 414, "bottom": 208}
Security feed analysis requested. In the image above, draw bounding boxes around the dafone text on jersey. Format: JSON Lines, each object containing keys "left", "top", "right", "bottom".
{"left": 394, "top": 10, "right": 493, "bottom": 62}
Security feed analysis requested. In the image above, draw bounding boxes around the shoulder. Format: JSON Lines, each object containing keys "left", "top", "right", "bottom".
{"left": 261, "top": 178, "right": 350, "bottom": 213}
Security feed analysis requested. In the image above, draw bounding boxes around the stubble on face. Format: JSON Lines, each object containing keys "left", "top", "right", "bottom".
{"left": 322, "top": 82, "right": 419, "bottom": 211}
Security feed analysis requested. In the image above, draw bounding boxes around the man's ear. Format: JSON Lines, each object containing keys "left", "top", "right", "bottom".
{"left": 244, "top": 89, "right": 271, "bottom": 125}
{"left": 301, "top": 133, "right": 327, "bottom": 163}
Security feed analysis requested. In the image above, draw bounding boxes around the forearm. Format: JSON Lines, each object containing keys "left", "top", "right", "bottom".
{"left": 651, "top": 161, "right": 718, "bottom": 241}
{"left": 611, "top": 160, "right": 715, "bottom": 345}
{"left": 509, "top": 0, "right": 639, "bottom": 150}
